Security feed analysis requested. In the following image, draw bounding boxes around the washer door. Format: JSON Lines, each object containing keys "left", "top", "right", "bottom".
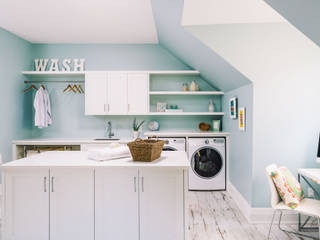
{"left": 191, "top": 147, "right": 223, "bottom": 179}
{"left": 163, "top": 146, "right": 177, "bottom": 151}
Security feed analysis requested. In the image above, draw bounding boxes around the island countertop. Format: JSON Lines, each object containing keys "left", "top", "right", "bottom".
{"left": 2, "top": 151, "right": 189, "bottom": 169}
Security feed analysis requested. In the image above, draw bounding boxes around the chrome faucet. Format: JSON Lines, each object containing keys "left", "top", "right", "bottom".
{"left": 105, "top": 121, "right": 114, "bottom": 138}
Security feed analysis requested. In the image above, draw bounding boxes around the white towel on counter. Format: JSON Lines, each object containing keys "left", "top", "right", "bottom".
{"left": 34, "top": 87, "right": 52, "bottom": 128}
{"left": 88, "top": 145, "right": 131, "bottom": 161}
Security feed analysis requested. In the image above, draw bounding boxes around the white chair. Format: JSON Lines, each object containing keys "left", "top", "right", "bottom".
{"left": 266, "top": 164, "right": 320, "bottom": 240}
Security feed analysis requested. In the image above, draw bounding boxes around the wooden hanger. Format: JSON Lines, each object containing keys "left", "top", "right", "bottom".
{"left": 41, "top": 84, "right": 45, "bottom": 90}
{"left": 24, "top": 84, "right": 38, "bottom": 93}
{"left": 63, "top": 84, "right": 76, "bottom": 93}
{"left": 73, "top": 84, "right": 81, "bottom": 93}
{"left": 78, "top": 85, "right": 84, "bottom": 94}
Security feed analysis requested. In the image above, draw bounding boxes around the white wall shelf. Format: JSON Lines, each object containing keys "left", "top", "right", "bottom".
{"left": 148, "top": 112, "right": 224, "bottom": 116}
{"left": 22, "top": 71, "right": 85, "bottom": 76}
{"left": 148, "top": 70, "right": 200, "bottom": 75}
{"left": 149, "top": 91, "right": 224, "bottom": 95}
{"left": 22, "top": 70, "right": 199, "bottom": 76}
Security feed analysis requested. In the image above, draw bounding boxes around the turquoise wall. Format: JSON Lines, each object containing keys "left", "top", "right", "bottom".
{"left": 0, "top": 28, "right": 33, "bottom": 162}
{"left": 28, "top": 44, "right": 221, "bottom": 139}
{"left": 151, "top": 0, "right": 251, "bottom": 91}
{"left": 222, "top": 84, "right": 253, "bottom": 204}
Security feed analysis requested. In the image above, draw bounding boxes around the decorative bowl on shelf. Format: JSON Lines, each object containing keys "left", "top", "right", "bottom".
{"left": 199, "top": 122, "right": 211, "bottom": 131}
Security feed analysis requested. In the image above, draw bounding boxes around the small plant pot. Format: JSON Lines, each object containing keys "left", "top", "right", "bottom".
{"left": 133, "top": 131, "right": 140, "bottom": 139}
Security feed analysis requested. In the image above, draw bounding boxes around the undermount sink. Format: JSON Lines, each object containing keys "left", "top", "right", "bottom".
{"left": 94, "top": 138, "right": 120, "bottom": 141}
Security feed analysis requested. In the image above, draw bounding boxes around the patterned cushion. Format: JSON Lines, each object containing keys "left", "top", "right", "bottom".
{"left": 271, "top": 166, "right": 304, "bottom": 209}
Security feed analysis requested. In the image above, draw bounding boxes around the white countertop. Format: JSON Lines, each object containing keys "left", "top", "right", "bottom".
{"left": 2, "top": 151, "right": 189, "bottom": 169}
{"left": 144, "top": 131, "right": 230, "bottom": 137}
{"left": 12, "top": 138, "right": 136, "bottom": 145}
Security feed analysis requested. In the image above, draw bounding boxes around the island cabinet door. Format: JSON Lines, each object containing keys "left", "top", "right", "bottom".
{"left": 95, "top": 168, "right": 139, "bottom": 240}
{"left": 139, "top": 169, "right": 185, "bottom": 240}
{"left": 3, "top": 168, "right": 50, "bottom": 240}
{"left": 49, "top": 168, "right": 94, "bottom": 240}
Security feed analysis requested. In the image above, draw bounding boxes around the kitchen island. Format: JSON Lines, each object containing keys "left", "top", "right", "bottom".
{"left": 2, "top": 151, "right": 189, "bottom": 240}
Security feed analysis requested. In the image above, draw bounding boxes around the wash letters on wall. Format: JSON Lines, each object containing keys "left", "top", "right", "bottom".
{"left": 34, "top": 58, "right": 85, "bottom": 72}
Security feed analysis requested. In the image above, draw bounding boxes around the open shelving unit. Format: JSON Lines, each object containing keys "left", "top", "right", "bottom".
{"left": 147, "top": 112, "right": 224, "bottom": 116}
{"left": 149, "top": 91, "right": 224, "bottom": 96}
{"left": 22, "top": 71, "right": 85, "bottom": 77}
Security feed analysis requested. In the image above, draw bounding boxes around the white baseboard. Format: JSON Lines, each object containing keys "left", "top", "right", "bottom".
{"left": 227, "top": 181, "right": 251, "bottom": 222}
{"left": 227, "top": 182, "right": 300, "bottom": 224}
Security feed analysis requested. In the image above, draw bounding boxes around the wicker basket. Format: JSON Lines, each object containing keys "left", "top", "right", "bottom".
{"left": 127, "top": 138, "right": 165, "bottom": 162}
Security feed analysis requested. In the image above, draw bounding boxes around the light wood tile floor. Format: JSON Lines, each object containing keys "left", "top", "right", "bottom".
{"left": 188, "top": 191, "right": 319, "bottom": 240}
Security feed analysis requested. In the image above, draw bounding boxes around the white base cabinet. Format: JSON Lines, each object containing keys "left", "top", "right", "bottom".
{"left": 140, "top": 169, "right": 184, "bottom": 240}
{"left": 95, "top": 168, "right": 139, "bottom": 240}
{"left": 50, "top": 168, "right": 94, "bottom": 240}
{"left": 3, "top": 168, "right": 94, "bottom": 240}
{"left": 3, "top": 167, "right": 186, "bottom": 240}
{"left": 3, "top": 168, "right": 49, "bottom": 240}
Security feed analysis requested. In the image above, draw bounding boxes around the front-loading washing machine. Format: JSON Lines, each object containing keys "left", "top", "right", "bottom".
{"left": 188, "top": 138, "right": 226, "bottom": 191}
{"left": 158, "top": 138, "right": 186, "bottom": 152}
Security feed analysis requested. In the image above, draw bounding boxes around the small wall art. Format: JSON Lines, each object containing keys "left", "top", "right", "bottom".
{"left": 156, "top": 102, "right": 167, "bottom": 112}
{"left": 229, "top": 97, "right": 237, "bottom": 119}
{"left": 239, "top": 107, "right": 246, "bottom": 131}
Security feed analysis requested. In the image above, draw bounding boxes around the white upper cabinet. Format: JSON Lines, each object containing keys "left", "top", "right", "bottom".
{"left": 50, "top": 168, "right": 94, "bottom": 240}
{"left": 107, "top": 72, "right": 128, "bottom": 115}
{"left": 3, "top": 168, "right": 50, "bottom": 240}
{"left": 128, "top": 73, "right": 149, "bottom": 114}
{"left": 85, "top": 71, "right": 149, "bottom": 115}
{"left": 85, "top": 71, "right": 108, "bottom": 115}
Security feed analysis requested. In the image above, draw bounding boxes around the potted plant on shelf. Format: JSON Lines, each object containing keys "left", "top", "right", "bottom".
{"left": 133, "top": 118, "right": 145, "bottom": 139}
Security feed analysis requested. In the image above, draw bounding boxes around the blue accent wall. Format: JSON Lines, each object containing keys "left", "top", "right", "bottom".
{"left": 151, "top": 0, "right": 251, "bottom": 91}
{"left": 28, "top": 44, "right": 221, "bottom": 139}
{"left": 223, "top": 84, "right": 253, "bottom": 204}
{"left": 0, "top": 28, "right": 33, "bottom": 162}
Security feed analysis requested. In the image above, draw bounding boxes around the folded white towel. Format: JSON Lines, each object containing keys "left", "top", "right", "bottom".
{"left": 88, "top": 145, "right": 131, "bottom": 161}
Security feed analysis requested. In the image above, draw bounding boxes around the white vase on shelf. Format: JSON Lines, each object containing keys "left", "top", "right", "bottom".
{"left": 208, "top": 99, "right": 215, "bottom": 112}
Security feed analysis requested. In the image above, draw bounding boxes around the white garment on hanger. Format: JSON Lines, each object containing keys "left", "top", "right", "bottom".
{"left": 34, "top": 87, "right": 52, "bottom": 128}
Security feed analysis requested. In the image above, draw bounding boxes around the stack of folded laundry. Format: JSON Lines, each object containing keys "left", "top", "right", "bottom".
{"left": 88, "top": 143, "right": 131, "bottom": 161}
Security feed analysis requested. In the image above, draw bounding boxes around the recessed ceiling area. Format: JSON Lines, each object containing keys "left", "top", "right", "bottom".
{"left": 0, "top": 0, "right": 158, "bottom": 43}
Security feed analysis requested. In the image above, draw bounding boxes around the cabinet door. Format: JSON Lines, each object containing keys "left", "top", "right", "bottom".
{"left": 107, "top": 72, "right": 128, "bottom": 114}
{"left": 127, "top": 73, "right": 149, "bottom": 114}
{"left": 3, "top": 168, "right": 49, "bottom": 240}
{"left": 140, "top": 169, "right": 184, "bottom": 240}
{"left": 50, "top": 168, "right": 94, "bottom": 240}
{"left": 85, "top": 71, "right": 108, "bottom": 115}
{"left": 95, "top": 168, "right": 139, "bottom": 240}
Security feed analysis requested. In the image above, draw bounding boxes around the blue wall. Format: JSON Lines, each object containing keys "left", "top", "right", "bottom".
{"left": 28, "top": 44, "right": 221, "bottom": 139}
{"left": 151, "top": 0, "right": 251, "bottom": 91}
{"left": 0, "top": 28, "right": 33, "bottom": 162}
{"left": 223, "top": 84, "right": 253, "bottom": 204}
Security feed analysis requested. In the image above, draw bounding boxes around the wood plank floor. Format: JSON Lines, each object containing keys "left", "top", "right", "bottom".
{"left": 188, "top": 191, "right": 319, "bottom": 240}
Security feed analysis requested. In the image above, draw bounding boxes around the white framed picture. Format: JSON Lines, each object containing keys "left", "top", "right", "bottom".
{"left": 229, "top": 97, "right": 237, "bottom": 119}
{"left": 156, "top": 102, "right": 167, "bottom": 112}
{"left": 239, "top": 107, "right": 246, "bottom": 131}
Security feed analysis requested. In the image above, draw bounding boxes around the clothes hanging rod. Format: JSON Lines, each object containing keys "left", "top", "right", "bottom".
{"left": 24, "top": 80, "right": 84, "bottom": 84}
